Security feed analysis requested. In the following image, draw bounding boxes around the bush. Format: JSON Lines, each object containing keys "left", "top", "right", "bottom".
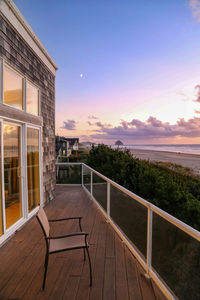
{"left": 86, "top": 144, "right": 200, "bottom": 230}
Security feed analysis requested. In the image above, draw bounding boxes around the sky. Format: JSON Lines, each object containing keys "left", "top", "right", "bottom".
{"left": 14, "top": 0, "right": 200, "bottom": 144}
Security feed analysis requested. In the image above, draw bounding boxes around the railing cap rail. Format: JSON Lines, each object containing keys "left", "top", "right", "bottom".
{"left": 56, "top": 162, "right": 200, "bottom": 242}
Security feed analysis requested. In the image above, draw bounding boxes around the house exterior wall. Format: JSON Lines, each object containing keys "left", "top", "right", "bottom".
{"left": 0, "top": 14, "right": 56, "bottom": 203}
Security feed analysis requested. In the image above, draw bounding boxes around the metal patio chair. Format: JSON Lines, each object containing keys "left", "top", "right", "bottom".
{"left": 36, "top": 206, "right": 92, "bottom": 290}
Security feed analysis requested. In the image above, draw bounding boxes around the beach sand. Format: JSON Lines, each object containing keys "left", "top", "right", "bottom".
{"left": 128, "top": 149, "right": 200, "bottom": 175}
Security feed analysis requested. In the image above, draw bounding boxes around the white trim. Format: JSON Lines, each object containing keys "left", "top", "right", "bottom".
{"left": 1, "top": 120, "right": 6, "bottom": 234}
{"left": 0, "top": 119, "right": 5, "bottom": 235}
{"left": 26, "top": 79, "right": 40, "bottom": 117}
{"left": 0, "top": 0, "right": 58, "bottom": 75}
{"left": 90, "top": 171, "right": 93, "bottom": 196}
{"left": 56, "top": 184, "right": 82, "bottom": 187}
{"left": 39, "top": 126, "right": 43, "bottom": 207}
{"left": 24, "top": 124, "right": 28, "bottom": 218}
{"left": 20, "top": 124, "right": 25, "bottom": 220}
{"left": 28, "top": 205, "right": 39, "bottom": 218}
{"left": 26, "top": 125, "right": 43, "bottom": 210}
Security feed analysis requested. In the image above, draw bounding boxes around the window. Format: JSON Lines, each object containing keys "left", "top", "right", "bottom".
{"left": 2, "top": 61, "right": 40, "bottom": 116}
{"left": 4, "top": 64, "right": 23, "bottom": 110}
{"left": 26, "top": 81, "right": 39, "bottom": 116}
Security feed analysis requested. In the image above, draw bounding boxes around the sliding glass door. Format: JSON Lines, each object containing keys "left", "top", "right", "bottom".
{"left": 0, "top": 123, "right": 3, "bottom": 235}
{"left": 27, "top": 127, "right": 40, "bottom": 212}
{"left": 3, "top": 123, "right": 22, "bottom": 229}
{"left": 0, "top": 121, "right": 41, "bottom": 240}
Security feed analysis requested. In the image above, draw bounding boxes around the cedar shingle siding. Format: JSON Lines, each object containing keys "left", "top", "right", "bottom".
{"left": 0, "top": 15, "right": 56, "bottom": 203}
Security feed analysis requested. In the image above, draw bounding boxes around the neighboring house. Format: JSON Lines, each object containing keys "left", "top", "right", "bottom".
{"left": 55, "top": 136, "right": 71, "bottom": 158}
{"left": 56, "top": 137, "right": 79, "bottom": 158}
{"left": 67, "top": 138, "right": 79, "bottom": 151}
{"left": 0, "top": 0, "right": 58, "bottom": 244}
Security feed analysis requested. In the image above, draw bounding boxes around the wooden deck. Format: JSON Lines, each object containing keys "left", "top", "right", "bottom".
{"left": 0, "top": 186, "right": 166, "bottom": 300}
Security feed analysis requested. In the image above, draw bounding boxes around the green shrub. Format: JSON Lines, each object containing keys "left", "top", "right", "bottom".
{"left": 86, "top": 144, "right": 200, "bottom": 230}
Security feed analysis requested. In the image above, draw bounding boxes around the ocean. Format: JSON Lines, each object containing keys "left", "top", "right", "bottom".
{"left": 112, "top": 144, "right": 200, "bottom": 155}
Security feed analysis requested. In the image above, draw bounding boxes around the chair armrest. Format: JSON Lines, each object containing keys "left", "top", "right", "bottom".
{"left": 48, "top": 217, "right": 82, "bottom": 222}
{"left": 46, "top": 232, "right": 88, "bottom": 240}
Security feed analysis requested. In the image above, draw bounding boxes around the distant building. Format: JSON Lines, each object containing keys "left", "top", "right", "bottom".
{"left": 56, "top": 136, "right": 71, "bottom": 158}
{"left": 56, "top": 136, "right": 79, "bottom": 158}
{"left": 68, "top": 138, "right": 79, "bottom": 151}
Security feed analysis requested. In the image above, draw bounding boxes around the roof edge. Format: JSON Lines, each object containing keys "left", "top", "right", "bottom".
{"left": 0, "top": 0, "right": 58, "bottom": 75}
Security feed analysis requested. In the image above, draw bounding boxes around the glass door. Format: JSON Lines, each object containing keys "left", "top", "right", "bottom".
{"left": 0, "top": 122, "right": 3, "bottom": 235}
{"left": 3, "top": 123, "right": 22, "bottom": 229}
{"left": 27, "top": 127, "right": 40, "bottom": 212}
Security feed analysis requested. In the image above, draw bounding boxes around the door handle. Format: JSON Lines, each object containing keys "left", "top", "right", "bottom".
{"left": 17, "top": 166, "right": 22, "bottom": 178}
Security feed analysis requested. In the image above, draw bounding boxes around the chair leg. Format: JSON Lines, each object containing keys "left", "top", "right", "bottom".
{"left": 83, "top": 248, "right": 86, "bottom": 261}
{"left": 79, "top": 219, "right": 83, "bottom": 232}
{"left": 85, "top": 246, "right": 92, "bottom": 286}
{"left": 43, "top": 252, "right": 49, "bottom": 290}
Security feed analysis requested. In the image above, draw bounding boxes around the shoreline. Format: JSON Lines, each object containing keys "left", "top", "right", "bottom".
{"left": 127, "top": 149, "right": 200, "bottom": 175}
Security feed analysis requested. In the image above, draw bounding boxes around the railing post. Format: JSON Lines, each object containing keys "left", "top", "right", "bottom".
{"left": 90, "top": 171, "right": 93, "bottom": 196}
{"left": 107, "top": 182, "right": 110, "bottom": 217}
{"left": 81, "top": 164, "right": 83, "bottom": 186}
{"left": 146, "top": 207, "right": 153, "bottom": 277}
{"left": 56, "top": 164, "right": 59, "bottom": 178}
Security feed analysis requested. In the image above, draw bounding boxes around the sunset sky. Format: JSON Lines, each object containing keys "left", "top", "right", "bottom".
{"left": 15, "top": 0, "right": 200, "bottom": 144}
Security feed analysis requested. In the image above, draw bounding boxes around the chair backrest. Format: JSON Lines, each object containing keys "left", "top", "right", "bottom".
{"left": 37, "top": 206, "right": 50, "bottom": 237}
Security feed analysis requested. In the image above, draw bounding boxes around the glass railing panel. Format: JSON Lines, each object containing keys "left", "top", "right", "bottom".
{"left": 110, "top": 184, "right": 147, "bottom": 260}
{"left": 93, "top": 173, "right": 107, "bottom": 210}
{"left": 83, "top": 165, "right": 91, "bottom": 192}
{"left": 56, "top": 164, "right": 81, "bottom": 184}
{"left": 152, "top": 213, "right": 200, "bottom": 300}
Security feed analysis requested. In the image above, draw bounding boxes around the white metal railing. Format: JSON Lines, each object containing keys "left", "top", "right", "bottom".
{"left": 56, "top": 162, "right": 200, "bottom": 300}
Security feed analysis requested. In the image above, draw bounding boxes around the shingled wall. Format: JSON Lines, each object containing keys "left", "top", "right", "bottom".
{"left": 0, "top": 14, "right": 56, "bottom": 203}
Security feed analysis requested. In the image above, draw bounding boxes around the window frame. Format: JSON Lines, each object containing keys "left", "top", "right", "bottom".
{"left": 0, "top": 58, "right": 41, "bottom": 117}
{"left": 26, "top": 79, "right": 40, "bottom": 117}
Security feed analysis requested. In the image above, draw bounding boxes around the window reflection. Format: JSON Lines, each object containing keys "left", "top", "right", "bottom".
{"left": 27, "top": 128, "right": 40, "bottom": 212}
{"left": 0, "top": 124, "right": 3, "bottom": 236}
{"left": 4, "top": 65, "right": 23, "bottom": 110}
{"left": 4, "top": 124, "right": 22, "bottom": 228}
{"left": 26, "top": 81, "right": 39, "bottom": 116}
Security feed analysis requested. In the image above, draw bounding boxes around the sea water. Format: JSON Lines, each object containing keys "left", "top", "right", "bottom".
{"left": 113, "top": 144, "right": 200, "bottom": 155}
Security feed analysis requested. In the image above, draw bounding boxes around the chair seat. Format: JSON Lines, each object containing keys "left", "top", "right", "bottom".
{"left": 49, "top": 235, "right": 86, "bottom": 253}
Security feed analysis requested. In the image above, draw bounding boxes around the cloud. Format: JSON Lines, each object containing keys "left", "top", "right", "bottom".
{"left": 87, "top": 121, "right": 93, "bottom": 126}
{"left": 95, "top": 121, "right": 104, "bottom": 128}
{"left": 189, "top": 0, "right": 200, "bottom": 22}
{"left": 193, "top": 85, "right": 200, "bottom": 102}
{"left": 61, "top": 120, "right": 77, "bottom": 130}
{"left": 90, "top": 116, "right": 200, "bottom": 140}
{"left": 88, "top": 115, "right": 99, "bottom": 120}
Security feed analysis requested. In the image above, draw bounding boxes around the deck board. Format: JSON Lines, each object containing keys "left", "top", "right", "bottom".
{"left": 0, "top": 185, "right": 167, "bottom": 300}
